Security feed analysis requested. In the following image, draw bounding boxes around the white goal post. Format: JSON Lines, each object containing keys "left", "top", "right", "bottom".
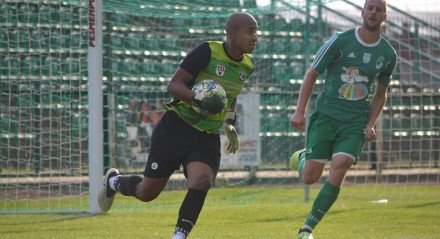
{"left": 88, "top": 0, "right": 104, "bottom": 214}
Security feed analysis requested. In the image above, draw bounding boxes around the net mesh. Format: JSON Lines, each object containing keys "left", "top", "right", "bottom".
{"left": 1, "top": 0, "right": 89, "bottom": 212}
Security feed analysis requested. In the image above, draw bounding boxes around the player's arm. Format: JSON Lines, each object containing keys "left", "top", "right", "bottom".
{"left": 365, "top": 52, "right": 396, "bottom": 141}
{"left": 291, "top": 33, "right": 340, "bottom": 130}
{"left": 365, "top": 83, "right": 387, "bottom": 141}
{"left": 290, "top": 67, "right": 319, "bottom": 130}
{"left": 365, "top": 49, "right": 397, "bottom": 141}
{"left": 167, "top": 68, "right": 196, "bottom": 104}
{"left": 167, "top": 42, "right": 211, "bottom": 104}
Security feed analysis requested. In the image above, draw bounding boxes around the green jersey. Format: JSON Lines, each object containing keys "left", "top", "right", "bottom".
{"left": 312, "top": 27, "right": 397, "bottom": 122}
{"left": 169, "top": 41, "right": 254, "bottom": 134}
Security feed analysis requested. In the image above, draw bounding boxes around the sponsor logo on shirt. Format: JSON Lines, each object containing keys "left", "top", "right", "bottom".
{"left": 376, "top": 56, "right": 384, "bottom": 69}
{"left": 363, "top": 53, "right": 371, "bottom": 63}
{"left": 216, "top": 64, "right": 225, "bottom": 76}
{"left": 239, "top": 71, "right": 246, "bottom": 83}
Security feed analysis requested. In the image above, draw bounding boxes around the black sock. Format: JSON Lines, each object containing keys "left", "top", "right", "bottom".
{"left": 174, "top": 189, "right": 208, "bottom": 236}
{"left": 115, "top": 175, "right": 142, "bottom": 196}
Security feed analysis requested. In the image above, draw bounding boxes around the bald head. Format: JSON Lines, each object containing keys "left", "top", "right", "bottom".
{"left": 225, "top": 12, "right": 257, "bottom": 33}
{"left": 364, "top": 0, "right": 387, "bottom": 12}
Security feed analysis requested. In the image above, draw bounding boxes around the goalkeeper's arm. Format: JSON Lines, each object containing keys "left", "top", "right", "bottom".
{"left": 223, "top": 102, "right": 240, "bottom": 153}
{"left": 167, "top": 67, "right": 197, "bottom": 104}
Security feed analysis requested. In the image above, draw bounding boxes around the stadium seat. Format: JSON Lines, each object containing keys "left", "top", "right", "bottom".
{"left": 5, "top": 56, "right": 20, "bottom": 76}
{"left": 172, "top": 18, "right": 188, "bottom": 32}
{"left": 63, "top": 58, "right": 80, "bottom": 75}
{"left": 0, "top": 5, "right": 6, "bottom": 23}
{"left": 18, "top": 28, "right": 30, "bottom": 49}
{"left": 255, "top": 38, "right": 269, "bottom": 54}
{"left": 107, "top": 33, "right": 123, "bottom": 48}
{"left": 31, "top": 30, "right": 50, "bottom": 49}
{"left": 272, "top": 17, "right": 287, "bottom": 32}
{"left": 243, "top": 0, "right": 257, "bottom": 7}
{"left": 4, "top": 4, "right": 18, "bottom": 24}
{"left": 401, "top": 117, "right": 411, "bottom": 128}
{"left": 0, "top": 29, "right": 7, "bottom": 49}
{"left": 23, "top": 4, "right": 40, "bottom": 23}
{"left": 421, "top": 96, "right": 433, "bottom": 106}
{"left": 160, "top": 60, "right": 176, "bottom": 75}
{"left": 163, "top": 37, "right": 180, "bottom": 51}
{"left": 411, "top": 114, "right": 422, "bottom": 128}
{"left": 272, "top": 38, "right": 287, "bottom": 54}
{"left": 112, "top": 12, "right": 131, "bottom": 25}
{"left": 390, "top": 118, "right": 402, "bottom": 129}
{"left": 290, "top": 18, "right": 303, "bottom": 32}
{"left": 290, "top": 61, "right": 304, "bottom": 78}
{"left": 114, "top": 61, "right": 125, "bottom": 76}
{"left": 50, "top": 31, "right": 61, "bottom": 48}
{"left": 204, "top": 17, "right": 222, "bottom": 28}
{"left": 6, "top": 29, "right": 19, "bottom": 49}
{"left": 60, "top": 6, "right": 72, "bottom": 23}
{"left": 42, "top": 58, "right": 61, "bottom": 76}
{"left": 38, "top": 5, "right": 52, "bottom": 23}
{"left": 142, "top": 61, "right": 157, "bottom": 74}
{"left": 288, "top": 38, "right": 303, "bottom": 55}
{"left": 21, "top": 56, "right": 40, "bottom": 76}
{"left": 137, "top": 36, "right": 148, "bottom": 50}
{"left": 422, "top": 118, "right": 432, "bottom": 128}
{"left": 69, "top": 7, "right": 80, "bottom": 25}
{"left": 433, "top": 117, "right": 440, "bottom": 128}
{"left": 271, "top": 62, "right": 288, "bottom": 82}
{"left": 0, "top": 54, "right": 5, "bottom": 75}
{"left": 382, "top": 119, "right": 391, "bottom": 129}
{"left": 146, "top": 37, "right": 161, "bottom": 50}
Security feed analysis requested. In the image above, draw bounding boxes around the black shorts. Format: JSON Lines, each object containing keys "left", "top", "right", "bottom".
{"left": 143, "top": 110, "right": 221, "bottom": 178}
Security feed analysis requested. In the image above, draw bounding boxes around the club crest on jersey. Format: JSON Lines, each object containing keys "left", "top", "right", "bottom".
{"left": 216, "top": 64, "right": 225, "bottom": 76}
{"left": 376, "top": 56, "right": 384, "bottom": 69}
{"left": 239, "top": 71, "right": 246, "bottom": 83}
{"left": 363, "top": 53, "right": 371, "bottom": 63}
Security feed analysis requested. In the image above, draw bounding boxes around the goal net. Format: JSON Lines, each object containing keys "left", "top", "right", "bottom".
{"left": 1, "top": 0, "right": 89, "bottom": 213}
{"left": 1, "top": 0, "right": 439, "bottom": 213}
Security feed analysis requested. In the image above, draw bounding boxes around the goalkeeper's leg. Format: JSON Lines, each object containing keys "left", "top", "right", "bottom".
{"left": 98, "top": 170, "right": 170, "bottom": 212}
{"left": 172, "top": 162, "right": 215, "bottom": 239}
{"left": 115, "top": 175, "right": 169, "bottom": 201}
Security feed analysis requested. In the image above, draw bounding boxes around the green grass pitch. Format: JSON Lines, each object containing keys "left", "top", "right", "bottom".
{"left": 1, "top": 184, "right": 439, "bottom": 238}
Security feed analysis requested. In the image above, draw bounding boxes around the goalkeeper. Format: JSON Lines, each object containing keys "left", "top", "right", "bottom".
{"left": 98, "top": 12, "right": 258, "bottom": 239}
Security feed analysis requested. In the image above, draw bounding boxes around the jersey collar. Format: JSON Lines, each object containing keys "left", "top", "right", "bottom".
{"left": 355, "top": 26, "right": 381, "bottom": 47}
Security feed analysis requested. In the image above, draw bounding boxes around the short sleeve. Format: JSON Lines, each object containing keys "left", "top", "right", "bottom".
{"left": 179, "top": 42, "right": 211, "bottom": 77}
{"left": 378, "top": 51, "right": 397, "bottom": 87}
{"left": 311, "top": 33, "right": 342, "bottom": 73}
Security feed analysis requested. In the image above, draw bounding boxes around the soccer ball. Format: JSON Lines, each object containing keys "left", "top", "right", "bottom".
{"left": 191, "top": 80, "right": 227, "bottom": 115}
{"left": 290, "top": 149, "right": 305, "bottom": 170}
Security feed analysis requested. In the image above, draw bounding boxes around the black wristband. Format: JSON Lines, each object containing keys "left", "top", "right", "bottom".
{"left": 224, "top": 112, "right": 236, "bottom": 125}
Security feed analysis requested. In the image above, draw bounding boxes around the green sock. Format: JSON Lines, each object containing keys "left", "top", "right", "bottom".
{"left": 305, "top": 181, "right": 340, "bottom": 229}
{"left": 298, "top": 151, "right": 306, "bottom": 174}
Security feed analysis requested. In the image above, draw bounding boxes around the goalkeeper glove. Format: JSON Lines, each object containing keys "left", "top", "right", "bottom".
{"left": 224, "top": 112, "right": 240, "bottom": 154}
{"left": 192, "top": 94, "right": 225, "bottom": 115}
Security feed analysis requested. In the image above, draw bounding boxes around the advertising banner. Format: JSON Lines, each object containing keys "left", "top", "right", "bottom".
{"left": 220, "top": 92, "right": 261, "bottom": 169}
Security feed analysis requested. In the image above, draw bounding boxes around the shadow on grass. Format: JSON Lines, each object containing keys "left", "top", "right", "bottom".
{"left": 0, "top": 211, "right": 96, "bottom": 226}
{"left": 404, "top": 201, "right": 440, "bottom": 209}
